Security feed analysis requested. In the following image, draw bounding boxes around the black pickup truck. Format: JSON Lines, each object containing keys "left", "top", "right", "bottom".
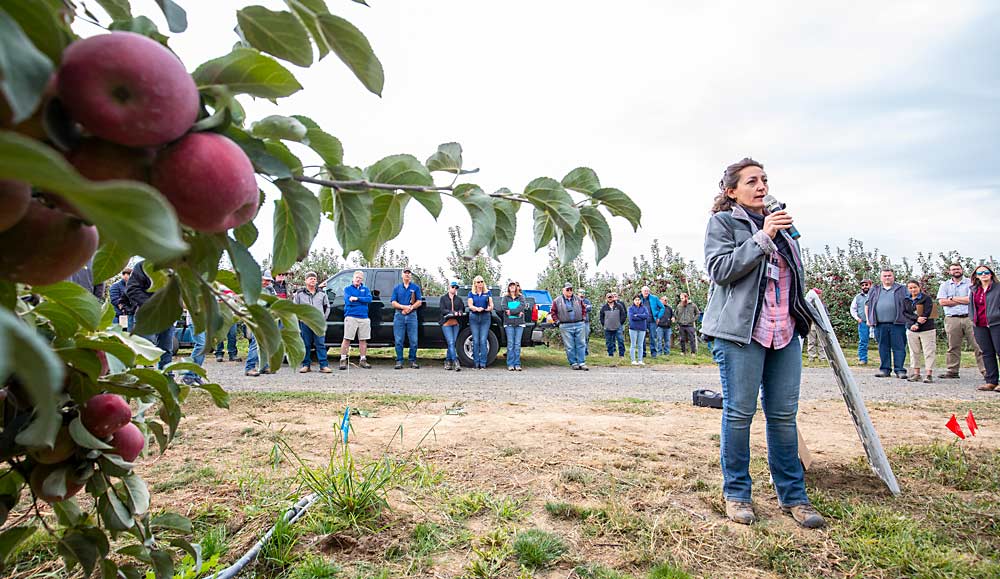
{"left": 320, "top": 268, "right": 544, "bottom": 367}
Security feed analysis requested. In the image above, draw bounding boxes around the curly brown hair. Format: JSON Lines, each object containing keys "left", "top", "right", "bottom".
{"left": 711, "top": 157, "right": 764, "bottom": 214}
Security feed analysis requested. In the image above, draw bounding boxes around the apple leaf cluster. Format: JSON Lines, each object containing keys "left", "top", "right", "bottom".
{"left": 0, "top": 0, "right": 643, "bottom": 576}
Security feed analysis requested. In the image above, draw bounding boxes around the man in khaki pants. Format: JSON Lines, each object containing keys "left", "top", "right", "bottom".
{"left": 936, "top": 263, "right": 986, "bottom": 379}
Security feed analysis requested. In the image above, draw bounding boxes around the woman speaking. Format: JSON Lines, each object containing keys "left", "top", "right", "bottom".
{"left": 701, "top": 158, "right": 825, "bottom": 529}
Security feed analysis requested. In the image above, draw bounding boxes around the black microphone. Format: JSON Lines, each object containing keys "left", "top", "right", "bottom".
{"left": 762, "top": 194, "right": 801, "bottom": 240}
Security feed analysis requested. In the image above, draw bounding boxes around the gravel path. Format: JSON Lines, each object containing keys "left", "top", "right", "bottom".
{"left": 200, "top": 357, "right": 997, "bottom": 404}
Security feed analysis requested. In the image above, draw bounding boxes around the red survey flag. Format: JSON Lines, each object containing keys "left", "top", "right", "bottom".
{"left": 966, "top": 411, "right": 978, "bottom": 436}
{"left": 946, "top": 414, "right": 965, "bottom": 440}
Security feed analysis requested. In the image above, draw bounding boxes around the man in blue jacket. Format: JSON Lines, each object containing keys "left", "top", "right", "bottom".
{"left": 340, "top": 270, "right": 373, "bottom": 370}
{"left": 866, "top": 268, "right": 908, "bottom": 379}
{"left": 391, "top": 268, "right": 424, "bottom": 369}
{"left": 640, "top": 286, "right": 665, "bottom": 357}
{"left": 108, "top": 267, "right": 132, "bottom": 327}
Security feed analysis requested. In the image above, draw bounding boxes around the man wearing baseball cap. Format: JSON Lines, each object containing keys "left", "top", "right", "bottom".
{"left": 550, "top": 282, "right": 589, "bottom": 370}
{"left": 850, "top": 279, "right": 874, "bottom": 365}
{"left": 390, "top": 268, "right": 424, "bottom": 369}
{"left": 293, "top": 271, "right": 332, "bottom": 373}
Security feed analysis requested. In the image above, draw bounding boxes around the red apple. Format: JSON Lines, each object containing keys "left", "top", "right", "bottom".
{"left": 68, "top": 138, "right": 154, "bottom": 182}
{"left": 57, "top": 32, "right": 199, "bottom": 147}
{"left": 29, "top": 463, "right": 85, "bottom": 503}
{"left": 151, "top": 132, "right": 259, "bottom": 232}
{"left": 0, "top": 180, "right": 32, "bottom": 232}
{"left": 0, "top": 200, "right": 99, "bottom": 285}
{"left": 80, "top": 393, "right": 132, "bottom": 439}
{"left": 28, "top": 426, "right": 77, "bottom": 465}
{"left": 110, "top": 422, "right": 145, "bottom": 462}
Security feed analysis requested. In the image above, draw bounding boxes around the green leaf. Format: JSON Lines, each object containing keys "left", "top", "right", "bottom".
{"left": 147, "top": 421, "right": 168, "bottom": 454}
{"left": 225, "top": 126, "right": 293, "bottom": 178}
{"left": 315, "top": 13, "right": 384, "bottom": 96}
{"left": 561, "top": 167, "right": 601, "bottom": 195}
{"left": 271, "top": 200, "right": 297, "bottom": 274}
{"left": 59, "top": 348, "right": 102, "bottom": 380}
{"left": 193, "top": 48, "right": 302, "bottom": 99}
{"left": 150, "top": 549, "right": 175, "bottom": 579}
{"left": 57, "top": 527, "right": 109, "bottom": 576}
{"left": 102, "top": 490, "right": 134, "bottom": 530}
{"left": 556, "top": 222, "right": 585, "bottom": 264}
{"left": 276, "top": 178, "right": 321, "bottom": 261}
{"left": 274, "top": 311, "right": 304, "bottom": 372}
{"left": 234, "top": 220, "right": 258, "bottom": 248}
{"left": 69, "top": 417, "right": 115, "bottom": 450}
{"left": 489, "top": 196, "right": 518, "bottom": 258}
{"left": 292, "top": 115, "right": 343, "bottom": 167}
{"left": 193, "top": 382, "right": 229, "bottom": 409}
{"left": 94, "top": 0, "right": 131, "bottom": 20}
{"left": 33, "top": 301, "right": 80, "bottom": 338}
{"left": 532, "top": 206, "right": 556, "bottom": 250}
{"left": 367, "top": 154, "right": 439, "bottom": 218}
{"left": 153, "top": 0, "right": 187, "bottom": 33}
{"left": 0, "top": 526, "right": 36, "bottom": 566}
{"left": 251, "top": 114, "right": 308, "bottom": 142}
{"left": 361, "top": 192, "right": 408, "bottom": 261}
{"left": 271, "top": 300, "right": 326, "bottom": 334}
{"left": 237, "top": 6, "right": 313, "bottom": 67}
{"left": 109, "top": 16, "right": 170, "bottom": 46}
{"left": 523, "top": 177, "right": 579, "bottom": 231}
{"left": 0, "top": 0, "right": 72, "bottom": 63}
{"left": 101, "top": 560, "right": 120, "bottom": 579}
{"left": 227, "top": 236, "right": 262, "bottom": 304}
{"left": 579, "top": 205, "right": 612, "bottom": 264}
{"left": 452, "top": 184, "right": 495, "bottom": 256}
{"left": 133, "top": 276, "right": 182, "bottom": 335}
{"left": 0, "top": 133, "right": 187, "bottom": 263}
{"left": 265, "top": 141, "right": 303, "bottom": 175}
{"left": 1, "top": 308, "right": 64, "bottom": 449}
{"left": 0, "top": 7, "right": 55, "bottom": 124}
{"left": 116, "top": 332, "right": 164, "bottom": 365}
{"left": 425, "top": 142, "right": 463, "bottom": 174}
{"left": 248, "top": 304, "right": 282, "bottom": 363}
{"left": 0, "top": 468, "right": 24, "bottom": 497}
{"left": 162, "top": 361, "right": 205, "bottom": 378}
{"left": 122, "top": 473, "right": 150, "bottom": 516}
{"left": 33, "top": 281, "right": 102, "bottom": 332}
{"left": 52, "top": 500, "right": 84, "bottom": 527}
{"left": 332, "top": 189, "right": 373, "bottom": 256}
{"left": 76, "top": 336, "right": 137, "bottom": 367}
{"left": 92, "top": 239, "right": 131, "bottom": 284}
{"left": 591, "top": 187, "right": 641, "bottom": 232}
{"left": 100, "top": 299, "right": 116, "bottom": 330}
{"left": 284, "top": 0, "right": 331, "bottom": 60}
{"left": 318, "top": 187, "right": 333, "bottom": 217}
{"left": 150, "top": 512, "right": 192, "bottom": 533}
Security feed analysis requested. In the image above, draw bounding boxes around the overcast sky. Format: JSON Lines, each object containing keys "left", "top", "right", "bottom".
{"left": 106, "top": 1, "right": 999, "bottom": 285}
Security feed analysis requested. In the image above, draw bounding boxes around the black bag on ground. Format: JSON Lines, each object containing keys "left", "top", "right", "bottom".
{"left": 692, "top": 389, "right": 723, "bottom": 409}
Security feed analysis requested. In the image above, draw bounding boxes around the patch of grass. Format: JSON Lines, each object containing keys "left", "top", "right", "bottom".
{"left": 463, "top": 529, "right": 513, "bottom": 579}
{"left": 286, "top": 554, "right": 342, "bottom": 579}
{"left": 197, "top": 524, "right": 230, "bottom": 561}
{"left": 260, "top": 514, "right": 301, "bottom": 570}
{"left": 152, "top": 464, "right": 218, "bottom": 492}
{"left": 893, "top": 441, "right": 1000, "bottom": 492}
{"left": 559, "top": 467, "right": 593, "bottom": 484}
{"left": 411, "top": 522, "right": 445, "bottom": 555}
{"left": 448, "top": 491, "right": 491, "bottom": 520}
{"left": 647, "top": 561, "right": 692, "bottom": 579}
{"left": 544, "top": 500, "right": 595, "bottom": 520}
{"left": 743, "top": 527, "right": 808, "bottom": 577}
{"left": 490, "top": 495, "right": 529, "bottom": 522}
{"left": 813, "top": 493, "right": 1000, "bottom": 578}
{"left": 598, "top": 398, "right": 659, "bottom": 416}
{"left": 512, "top": 529, "right": 567, "bottom": 569}
{"left": 499, "top": 445, "right": 522, "bottom": 457}
{"left": 574, "top": 564, "right": 634, "bottom": 579}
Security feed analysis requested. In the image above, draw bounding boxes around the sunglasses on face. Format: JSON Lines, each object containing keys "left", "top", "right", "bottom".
{"left": 975, "top": 271, "right": 992, "bottom": 276}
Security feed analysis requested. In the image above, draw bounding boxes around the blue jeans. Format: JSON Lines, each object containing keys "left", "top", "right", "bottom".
{"left": 299, "top": 322, "right": 329, "bottom": 368}
{"left": 654, "top": 326, "right": 672, "bottom": 355}
{"left": 393, "top": 313, "right": 419, "bottom": 362}
{"left": 857, "top": 322, "right": 869, "bottom": 363}
{"left": 469, "top": 312, "right": 491, "bottom": 367}
{"left": 126, "top": 314, "right": 136, "bottom": 333}
{"left": 559, "top": 321, "right": 587, "bottom": 366}
{"left": 712, "top": 338, "right": 726, "bottom": 390}
{"left": 215, "top": 324, "right": 238, "bottom": 358}
{"left": 874, "top": 323, "right": 906, "bottom": 374}
{"left": 183, "top": 331, "right": 206, "bottom": 378}
{"left": 716, "top": 335, "right": 809, "bottom": 507}
{"left": 505, "top": 325, "right": 524, "bottom": 367}
{"left": 142, "top": 327, "right": 174, "bottom": 370}
{"left": 629, "top": 329, "right": 646, "bottom": 362}
{"left": 605, "top": 328, "right": 625, "bottom": 356}
{"left": 245, "top": 333, "right": 270, "bottom": 372}
{"left": 442, "top": 324, "right": 460, "bottom": 362}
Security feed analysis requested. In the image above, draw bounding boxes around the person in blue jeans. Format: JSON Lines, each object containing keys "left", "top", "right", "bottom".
{"left": 599, "top": 292, "right": 627, "bottom": 357}
{"left": 467, "top": 275, "right": 493, "bottom": 369}
{"left": 850, "top": 279, "right": 872, "bottom": 364}
{"left": 182, "top": 330, "right": 207, "bottom": 385}
{"left": 866, "top": 269, "right": 908, "bottom": 379}
{"left": 391, "top": 268, "right": 424, "bottom": 369}
{"left": 656, "top": 296, "right": 674, "bottom": 356}
{"left": 293, "top": 272, "right": 331, "bottom": 373}
{"left": 550, "top": 283, "right": 589, "bottom": 370}
{"left": 702, "top": 157, "right": 825, "bottom": 529}
{"left": 245, "top": 273, "right": 278, "bottom": 376}
{"left": 214, "top": 323, "right": 240, "bottom": 362}
{"left": 439, "top": 281, "right": 466, "bottom": 371}
{"left": 501, "top": 282, "right": 527, "bottom": 371}
{"left": 628, "top": 294, "right": 649, "bottom": 365}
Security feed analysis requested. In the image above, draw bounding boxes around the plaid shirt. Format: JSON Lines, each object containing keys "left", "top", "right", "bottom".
{"left": 752, "top": 252, "right": 796, "bottom": 349}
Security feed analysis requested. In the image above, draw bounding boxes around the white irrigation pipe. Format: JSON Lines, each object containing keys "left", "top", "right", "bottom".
{"left": 211, "top": 493, "right": 320, "bottom": 579}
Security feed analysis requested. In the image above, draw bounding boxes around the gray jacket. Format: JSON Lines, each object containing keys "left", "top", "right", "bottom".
{"left": 292, "top": 287, "right": 330, "bottom": 319}
{"left": 551, "top": 294, "right": 585, "bottom": 325}
{"left": 970, "top": 284, "right": 1000, "bottom": 327}
{"left": 701, "top": 205, "right": 818, "bottom": 345}
{"left": 866, "top": 283, "right": 907, "bottom": 326}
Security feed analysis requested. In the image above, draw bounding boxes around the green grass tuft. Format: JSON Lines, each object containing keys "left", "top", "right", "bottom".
{"left": 512, "top": 529, "right": 567, "bottom": 569}
{"left": 647, "top": 561, "right": 692, "bottom": 579}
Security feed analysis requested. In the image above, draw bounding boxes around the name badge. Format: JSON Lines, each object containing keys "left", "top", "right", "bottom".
{"left": 766, "top": 262, "right": 779, "bottom": 281}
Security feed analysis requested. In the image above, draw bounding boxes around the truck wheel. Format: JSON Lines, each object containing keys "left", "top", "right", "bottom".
{"left": 456, "top": 328, "right": 500, "bottom": 368}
